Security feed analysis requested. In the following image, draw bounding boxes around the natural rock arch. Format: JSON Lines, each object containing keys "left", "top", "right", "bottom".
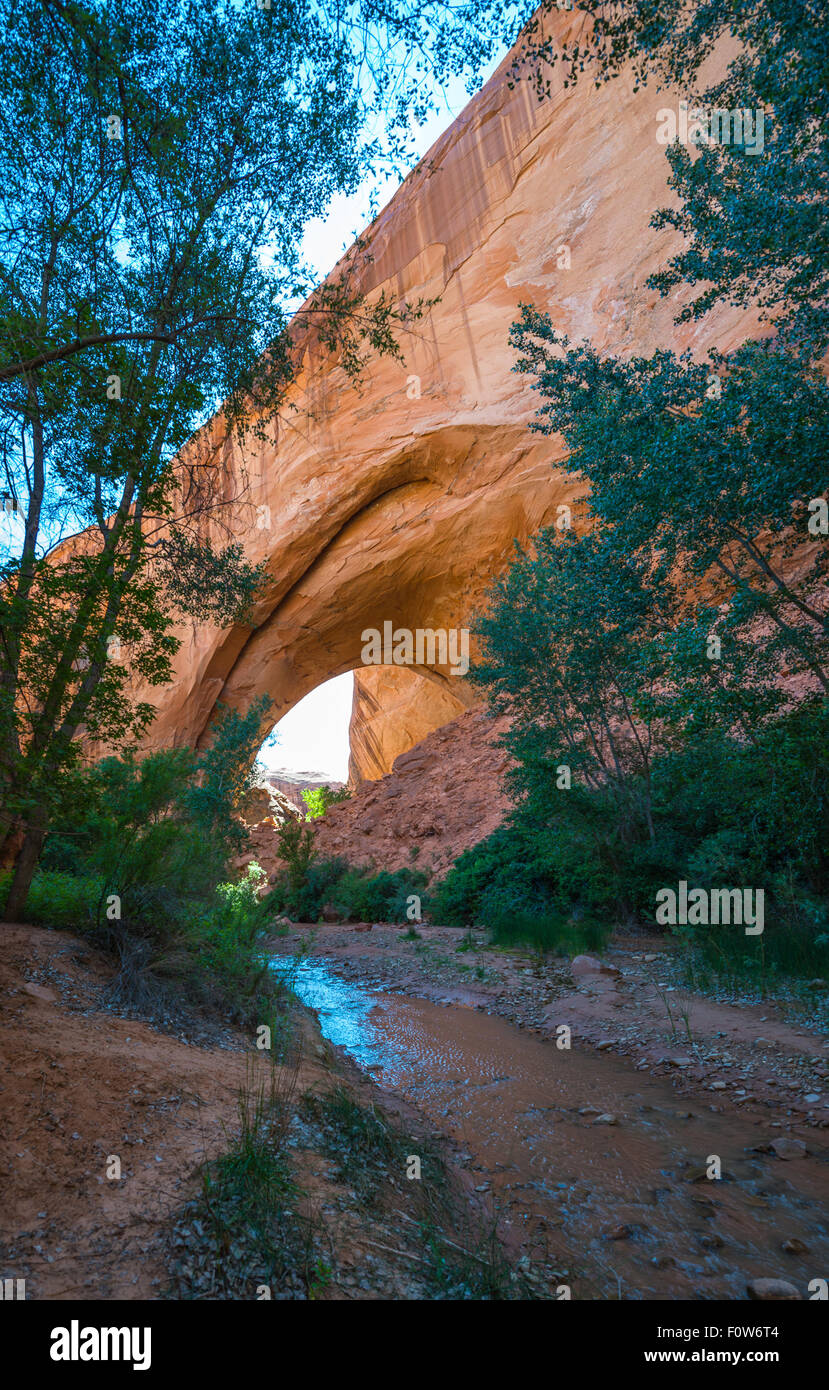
{"left": 130, "top": 14, "right": 754, "bottom": 779}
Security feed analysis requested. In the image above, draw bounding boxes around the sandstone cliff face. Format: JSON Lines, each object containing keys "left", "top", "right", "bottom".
{"left": 316, "top": 707, "right": 513, "bottom": 880}
{"left": 123, "top": 13, "right": 755, "bottom": 781}
{"left": 240, "top": 707, "right": 512, "bottom": 884}
{"left": 347, "top": 666, "right": 471, "bottom": 785}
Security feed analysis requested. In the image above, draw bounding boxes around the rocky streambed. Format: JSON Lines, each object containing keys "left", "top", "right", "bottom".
{"left": 270, "top": 924, "right": 829, "bottom": 1300}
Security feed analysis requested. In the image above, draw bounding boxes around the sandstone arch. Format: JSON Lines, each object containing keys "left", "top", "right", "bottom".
{"left": 134, "top": 14, "right": 755, "bottom": 778}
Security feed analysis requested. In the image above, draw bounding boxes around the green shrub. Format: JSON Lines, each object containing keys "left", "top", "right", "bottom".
{"left": 273, "top": 817, "right": 316, "bottom": 899}
{"left": 432, "top": 702, "right": 829, "bottom": 980}
{"left": 175, "top": 865, "right": 289, "bottom": 1027}
{"left": 301, "top": 784, "right": 351, "bottom": 820}
{"left": 329, "top": 866, "right": 428, "bottom": 923}
{"left": 0, "top": 868, "right": 103, "bottom": 929}
{"left": 267, "top": 851, "right": 428, "bottom": 925}
{"left": 5, "top": 701, "right": 297, "bottom": 1027}
{"left": 488, "top": 908, "right": 610, "bottom": 956}
{"left": 167, "top": 1060, "right": 315, "bottom": 1299}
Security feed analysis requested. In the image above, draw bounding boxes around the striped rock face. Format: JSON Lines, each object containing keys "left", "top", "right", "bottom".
{"left": 114, "top": 15, "right": 753, "bottom": 780}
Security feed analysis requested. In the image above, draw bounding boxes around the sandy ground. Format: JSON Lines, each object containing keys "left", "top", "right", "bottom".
{"left": 3, "top": 920, "right": 827, "bottom": 1301}
{"left": 266, "top": 922, "right": 829, "bottom": 1298}
{"left": 0, "top": 924, "right": 462, "bottom": 1301}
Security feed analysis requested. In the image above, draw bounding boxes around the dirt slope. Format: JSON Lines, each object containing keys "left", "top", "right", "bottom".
{"left": 0, "top": 924, "right": 469, "bottom": 1300}
{"left": 242, "top": 707, "right": 513, "bottom": 884}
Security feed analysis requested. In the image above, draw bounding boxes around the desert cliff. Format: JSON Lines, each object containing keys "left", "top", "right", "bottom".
{"left": 120, "top": 13, "right": 756, "bottom": 782}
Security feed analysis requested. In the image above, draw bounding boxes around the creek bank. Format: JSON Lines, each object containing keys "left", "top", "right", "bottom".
{"left": 269, "top": 922, "right": 829, "bottom": 1129}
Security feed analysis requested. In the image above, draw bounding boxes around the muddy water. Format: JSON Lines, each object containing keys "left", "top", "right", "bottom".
{"left": 273, "top": 956, "right": 829, "bottom": 1299}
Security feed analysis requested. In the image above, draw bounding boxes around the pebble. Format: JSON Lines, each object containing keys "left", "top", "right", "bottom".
{"left": 592, "top": 1113, "right": 618, "bottom": 1126}
{"left": 781, "top": 1238, "right": 809, "bottom": 1255}
{"left": 771, "top": 1137, "right": 807, "bottom": 1160}
{"left": 747, "top": 1278, "right": 801, "bottom": 1301}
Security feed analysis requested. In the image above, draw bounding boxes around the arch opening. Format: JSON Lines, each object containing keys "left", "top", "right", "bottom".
{"left": 251, "top": 663, "right": 472, "bottom": 807}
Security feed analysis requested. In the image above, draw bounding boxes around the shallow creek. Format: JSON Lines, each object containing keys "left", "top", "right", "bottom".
{"left": 272, "top": 955, "right": 829, "bottom": 1299}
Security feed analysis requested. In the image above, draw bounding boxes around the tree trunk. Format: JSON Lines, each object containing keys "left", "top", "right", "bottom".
{"left": 2, "top": 814, "right": 47, "bottom": 921}
{"left": 0, "top": 808, "right": 18, "bottom": 864}
{"left": 0, "top": 820, "right": 24, "bottom": 872}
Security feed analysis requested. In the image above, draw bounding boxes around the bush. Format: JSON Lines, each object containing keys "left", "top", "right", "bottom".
{"left": 166, "top": 1060, "right": 317, "bottom": 1299}
{"left": 487, "top": 908, "right": 610, "bottom": 956}
{"left": 301, "top": 784, "right": 351, "bottom": 820}
{"left": 4, "top": 701, "right": 296, "bottom": 1028}
{"left": 429, "top": 821, "right": 555, "bottom": 928}
{"left": 432, "top": 702, "right": 829, "bottom": 980}
{"left": 268, "top": 851, "right": 428, "bottom": 925}
{"left": 0, "top": 867, "right": 102, "bottom": 929}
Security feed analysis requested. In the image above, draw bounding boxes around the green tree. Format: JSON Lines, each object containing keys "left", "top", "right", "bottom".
{"left": 0, "top": 0, "right": 525, "bottom": 919}
{"left": 301, "top": 784, "right": 351, "bottom": 820}
{"left": 472, "top": 529, "right": 669, "bottom": 847}
{"left": 509, "top": 318, "right": 829, "bottom": 701}
{"left": 455, "top": 1, "right": 829, "bottom": 960}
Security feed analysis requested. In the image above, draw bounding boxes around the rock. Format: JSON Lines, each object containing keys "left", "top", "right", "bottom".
{"left": 781, "top": 1239, "right": 809, "bottom": 1255}
{"left": 602, "top": 1224, "right": 633, "bottom": 1241}
{"left": 239, "top": 782, "right": 298, "bottom": 827}
{"left": 592, "top": 1113, "right": 618, "bottom": 1126}
{"left": 747, "top": 1279, "right": 801, "bottom": 1301}
{"left": 321, "top": 903, "right": 340, "bottom": 923}
{"left": 578, "top": 1106, "right": 602, "bottom": 1116}
{"left": 710, "top": 1081, "right": 727, "bottom": 1090}
{"left": 771, "top": 1138, "right": 807, "bottom": 1160}
{"left": 22, "top": 983, "right": 56, "bottom": 1003}
{"left": 804, "top": 1094, "right": 822, "bottom": 1105}
{"left": 88, "top": 10, "right": 757, "bottom": 866}
{"left": 263, "top": 769, "right": 345, "bottom": 814}
{"left": 571, "top": 955, "right": 604, "bottom": 977}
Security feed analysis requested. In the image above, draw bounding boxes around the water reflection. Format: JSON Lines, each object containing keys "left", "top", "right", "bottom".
{"left": 270, "top": 956, "right": 392, "bottom": 1070}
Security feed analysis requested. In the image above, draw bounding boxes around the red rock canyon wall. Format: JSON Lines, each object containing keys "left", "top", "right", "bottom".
{"left": 124, "top": 14, "right": 754, "bottom": 781}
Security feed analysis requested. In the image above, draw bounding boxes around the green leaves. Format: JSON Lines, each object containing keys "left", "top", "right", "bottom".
{"left": 510, "top": 310, "right": 829, "bottom": 699}
{"left": 522, "top": 2, "right": 829, "bottom": 352}
{"left": 462, "top": 1, "right": 829, "bottom": 963}
{"left": 156, "top": 529, "right": 265, "bottom": 626}
{"left": 0, "top": 0, "right": 524, "bottom": 907}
